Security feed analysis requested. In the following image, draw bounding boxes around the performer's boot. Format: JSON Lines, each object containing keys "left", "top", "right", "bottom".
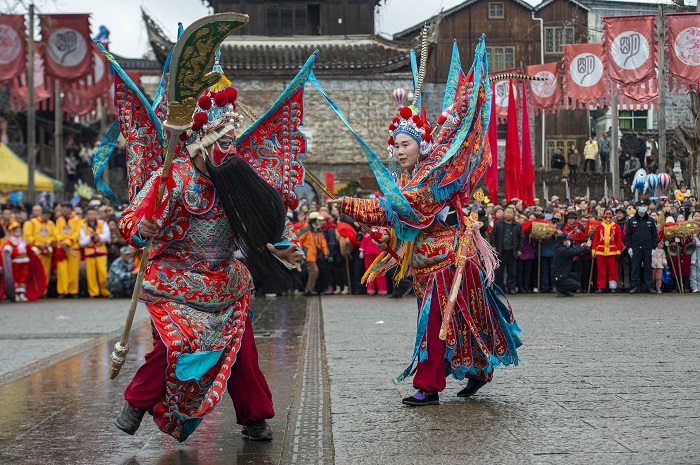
{"left": 114, "top": 402, "right": 146, "bottom": 435}
{"left": 401, "top": 390, "right": 439, "bottom": 406}
{"left": 457, "top": 379, "right": 488, "bottom": 398}
{"left": 241, "top": 421, "right": 273, "bottom": 441}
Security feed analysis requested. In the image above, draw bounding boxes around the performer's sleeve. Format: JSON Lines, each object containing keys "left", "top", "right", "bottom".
{"left": 99, "top": 221, "right": 111, "bottom": 243}
{"left": 119, "top": 168, "right": 179, "bottom": 248}
{"left": 79, "top": 226, "right": 91, "bottom": 247}
{"left": 340, "top": 197, "right": 392, "bottom": 228}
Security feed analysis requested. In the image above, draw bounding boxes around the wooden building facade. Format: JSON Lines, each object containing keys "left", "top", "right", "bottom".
{"left": 395, "top": 0, "right": 592, "bottom": 169}
{"left": 206, "top": 0, "right": 379, "bottom": 36}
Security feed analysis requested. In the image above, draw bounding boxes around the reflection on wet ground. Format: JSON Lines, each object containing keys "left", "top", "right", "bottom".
{"left": 0, "top": 296, "right": 308, "bottom": 465}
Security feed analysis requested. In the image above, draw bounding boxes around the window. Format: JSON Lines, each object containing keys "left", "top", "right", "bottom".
{"left": 618, "top": 110, "right": 648, "bottom": 130}
{"left": 496, "top": 122, "right": 507, "bottom": 140}
{"left": 545, "top": 27, "right": 575, "bottom": 54}
{"left": 267, "top": 6, "right": 310, "bottom": 35}
{"left": 546, "top": 139, "right": 577, "bottom": 168}
{"left": 488, "top": 2, "right": 504, "bottom": 18}
{"left": 486, "top": 46, "right": 515, "bottom": 72}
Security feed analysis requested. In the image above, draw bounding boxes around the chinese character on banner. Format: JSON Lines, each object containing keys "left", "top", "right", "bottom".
{"left": 0, "top": 14, "right": 27, "bottom": 82}
{"left": 665, "top": 12, "right": 700, "bottom": 92}
{"left": 562, "top": 43, "right": 608, "bottom": 109}
{"left": 39, "top": 14, "right": 92, "bottom": 81}
{"left": 525, "top": 62, "right": 561, "bottom": 114}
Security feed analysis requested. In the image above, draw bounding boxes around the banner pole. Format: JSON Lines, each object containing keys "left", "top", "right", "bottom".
{"left": 657, "top": 5, "right": 667, "bottom": 172}
{"left": 27, "top": 3, "right": 36, "bottom": 204}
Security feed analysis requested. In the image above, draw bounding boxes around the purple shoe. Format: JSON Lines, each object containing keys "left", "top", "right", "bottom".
{"left": 401, "top": 390, "right": 439, "bottom": 406}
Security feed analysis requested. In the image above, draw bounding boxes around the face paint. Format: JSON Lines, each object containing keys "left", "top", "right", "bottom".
{"left": 604, "top": 213, "right": 613, "bottom": 221}
{"left": 210, "top": 136, "right": 236, "bottom": 167}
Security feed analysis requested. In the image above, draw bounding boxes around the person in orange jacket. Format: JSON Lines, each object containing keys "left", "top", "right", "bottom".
{"left": 298, "top": 211, "right": 328, "bottom": 296}
{"left": 592, "top": 208, "right": 624, "bottom": 292}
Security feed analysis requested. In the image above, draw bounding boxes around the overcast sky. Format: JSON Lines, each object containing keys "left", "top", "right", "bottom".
{"left": 2, "top": 0, "right": 691, "bottom": 58}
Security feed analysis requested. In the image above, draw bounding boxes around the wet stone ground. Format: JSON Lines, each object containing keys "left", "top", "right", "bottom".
{"left": 0, "top": 292, "right": 699, "bottom": 464}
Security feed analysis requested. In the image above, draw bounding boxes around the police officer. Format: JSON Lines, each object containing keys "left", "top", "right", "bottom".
{"left": 552, "top": 233, "right": 592, "bottom": 296}
{"left": 625, "top": 199, "right": 658, "bottom": 294}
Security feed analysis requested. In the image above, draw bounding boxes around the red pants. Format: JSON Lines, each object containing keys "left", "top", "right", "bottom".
{"left": 596, "top": 255, "right": 619, "bottom": 290}
{"left": 412, "top": 296, "right": 447, "bottom": 393}
{"left": 124, "top": 315, "right": 274, "bottom": 426}
{"left": 364, "top": 254, "right": 387, "bottom": 294}
{"left": 11, "top": 261, "right": 29, "bottom": 293}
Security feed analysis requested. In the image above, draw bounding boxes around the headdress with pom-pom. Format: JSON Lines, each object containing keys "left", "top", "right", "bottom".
{"left": 183, "top": 47, "right": 244, "bottom": 157}
{"left": 388, "top": 106, "right": 433, "bottom": 160}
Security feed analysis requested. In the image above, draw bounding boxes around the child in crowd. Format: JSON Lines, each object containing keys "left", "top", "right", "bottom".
{"left": 651, "top": 242, "right": 667, "bottom": 293}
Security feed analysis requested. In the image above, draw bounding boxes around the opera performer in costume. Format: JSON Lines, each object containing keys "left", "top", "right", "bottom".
{"left": 54, "top": 202, "right": 82, "bottom": 298}
{"left": 79, "top": 206, "right": 111, "bottom": 297}
{"left": 105, "top": 50, "right": 307, "bottom": 442}
{"left": 591, "top": 208, "right": 623, "bottom": 293}
{"left": 3, "top": 221, "right": 30, "bottom": 301}
{"left": 334, "top": 38, "right": 521, "bottom": 405}
{"left": 22, "top": 206, "right": 55, "bottom": 282}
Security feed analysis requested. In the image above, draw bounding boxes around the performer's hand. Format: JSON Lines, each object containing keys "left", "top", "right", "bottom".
{"left": 373, "top": 231, "right": 390, "bottom": 250}
{"left": 138, "top": 218, "right": 162, "bottom": 239}
{"left": 60, "top": 242, "right": 69, "bottom": 251}
{"left": 329, "top": 199, "right": 343, "bottom": 208}
{"left": 267, "top": 243, "right": 305, "bottom": 272}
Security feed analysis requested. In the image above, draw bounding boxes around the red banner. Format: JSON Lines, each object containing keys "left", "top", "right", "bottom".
{"left": 40, "top": 14, "right": 92, "bottom": 81}
{"left": 8, "top": 45, "right": 52, "bottom": 111}
{"left": 562, "top": 43, "right": 607, "bottom": 109}
{"left": 525, "top": 62, "right": 561, "bottom": 114}
{"left": 324, "top": 171, "right": 335, "bottom": 202}
{"left": 485, "top": 87, "right": 498, "bottom": 202}
{"left": 505, "top": 80, "right": 521, "bottom": 202}
{"left": 666, "top": 13, "right": 700, "bottom": 91}
{"left": 69, "top": 49, "right": 112, "bottom": 101}
{"left": 0, "top": 14, "right": 27, "bottom": 82}
{"left": 520, "top": 79, "right": 534, "bottom": 206}
{"left": 603, "top": 15, "right": 656, "bottom": 91}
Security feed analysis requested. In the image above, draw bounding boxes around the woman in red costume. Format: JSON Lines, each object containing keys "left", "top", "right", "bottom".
{"left": 334, "top": 38, "right": 521, "bottom": 406}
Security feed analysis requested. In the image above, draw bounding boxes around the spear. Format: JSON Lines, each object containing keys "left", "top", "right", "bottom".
{"left": 108, "top": 13, "right": 250, "bottom": 380}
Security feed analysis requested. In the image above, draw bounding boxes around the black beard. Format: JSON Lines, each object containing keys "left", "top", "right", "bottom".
{"left": 206, "top": 156, "right": 298, "bottom": 293}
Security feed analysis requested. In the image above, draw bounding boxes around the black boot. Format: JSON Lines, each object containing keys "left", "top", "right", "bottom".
{"left": 114, "top": 402, "right": 146, "bottom": 435}
{"left": 457, "top": 379, "right": 488, "bottom": 398}
{"left": 241, "top": 421, "right": 273, "bottom": 441}
{"left": 401, "top": 390, "right": 439, "bottom": 406}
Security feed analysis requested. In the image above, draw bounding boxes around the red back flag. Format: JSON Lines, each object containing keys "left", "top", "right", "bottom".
{"left": 0, "top": 14, "right": 27, "bottom": 82}
{"left": 666, "top": 13, "right": 700, "bottom": 91}
{"left": 324, "top": 171, "right": 335, "bottom": 202}
{"left": 603, "top": 15, "right": 657, "bottom": 90}
{"left": 485, "top": 87, "right": 499, "bottom": 202}
{"left": 520, "top": 79, "right": 534, "bottom": 206}
{"left": 8, "top": 44, "right": 52, "bottom": 111}
{"left": 562, "top": 43, "right": 607, "bottom": 109}
{"left": 525, "top": 62, "right": 561, "bottom": 114}
{"left": 504, "top": 80, "right": 521, "bottom": 202}
{"left": 39, "top": 14, "right": 92, "bottom": 81}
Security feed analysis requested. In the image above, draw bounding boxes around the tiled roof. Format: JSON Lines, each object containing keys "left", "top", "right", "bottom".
{"left": 218, "top": 36, "right": 413, "bottom": 75}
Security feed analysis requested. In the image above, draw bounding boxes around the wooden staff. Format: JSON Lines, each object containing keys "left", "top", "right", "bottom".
{"left": 537, "top": 241, "right": 541, "bottom": 293}
{"left": 439, "top": 240, "right": 468, "bottom": 340}
{"left": 667, "top": 248, "right": 682, "bottom": 294}
{"left": 588, "top": 254, "right": 596, "bottom": 293}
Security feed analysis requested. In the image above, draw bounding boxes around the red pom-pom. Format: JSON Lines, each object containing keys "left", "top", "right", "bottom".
{"left": 423, "top": 133, "right": 432, "bottom": 142}
{"left": 437, "top": 114, "right": 447, "bottom": 125}
{"left": 412, "top": 115, "right": 422, "bottom": 125}
{"left": 388, "top": 137, "right": 394, "bottom": 145}
{"left": 399, "top": 107, "right": 413, "bottom": 119}
{"left": 224, "top": 87, "right": 238, "bottom": 103}
{"left": 389, "top": 123, "right": 397, "bottom": 131}
{"left": 392, "top": 117, "right": 400, "bottom": 124}
{"left": 191, "top": 123, "right": 202, "bottom": 132}
{"left": 193, "top": 112, "right": 208, "bottom": 126}
{"left": 197, "top": 95, "right": 212, "bottom": 110}
{"left": 213, "top": 92, "right": 228, "bottom": 107}
{"left": 179, "top": 132, "right": 190, "bottom": 141}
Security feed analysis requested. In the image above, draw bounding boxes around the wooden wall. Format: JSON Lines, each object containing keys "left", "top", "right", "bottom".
{"left": 212, "top": 0, "right": 376, "bottom": 36}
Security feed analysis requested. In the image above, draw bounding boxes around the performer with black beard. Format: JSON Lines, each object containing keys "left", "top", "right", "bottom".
{"left": 113, "top": 66, "right": 304, "bottom": 442}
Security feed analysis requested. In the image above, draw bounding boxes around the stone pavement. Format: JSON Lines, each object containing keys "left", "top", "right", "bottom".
{"left": 323, "top": 294, "right": 700, "bottom": 465}
{"left": 1, "top": 293, "right": 699, "bottom": 464}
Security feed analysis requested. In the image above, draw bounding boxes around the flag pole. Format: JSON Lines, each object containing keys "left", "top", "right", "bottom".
{"left": 657, "top": 5, "right": 667, "bottom": 172}
{"left": 27, "top": 3, "right": 36, "bottom": 204}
